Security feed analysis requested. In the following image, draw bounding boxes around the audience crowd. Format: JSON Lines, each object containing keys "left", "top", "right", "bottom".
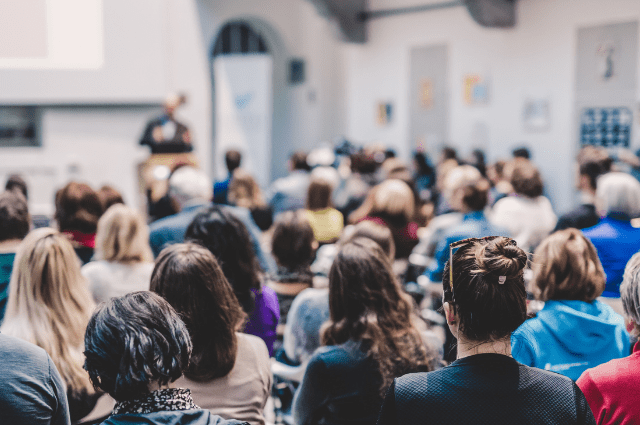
{"left": 6, "top": 142, "right": 640, "bottom": 425}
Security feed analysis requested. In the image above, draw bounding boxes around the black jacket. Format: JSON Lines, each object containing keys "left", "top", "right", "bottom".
{"left": 377, "top": 354, "right": 596, "bottom": 425}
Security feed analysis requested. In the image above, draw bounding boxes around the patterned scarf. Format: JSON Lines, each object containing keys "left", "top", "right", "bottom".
{"left": 112, "top": 388, "right": 199, "bottom": 415}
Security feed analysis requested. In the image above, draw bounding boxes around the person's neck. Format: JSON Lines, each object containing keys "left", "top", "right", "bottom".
{"left": 580, "top": 189, "right": 596, "bottom": 205}
{"left": 0, "top": 239, "right": 21, "bottom": 253}
{"left": 457, "top": 336, "right": 512, "bottom": 359}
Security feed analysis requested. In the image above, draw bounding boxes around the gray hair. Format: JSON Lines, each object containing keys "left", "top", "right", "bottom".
{"left": 621, "top": 251, "right": 640, "bottom": 325}
{"left": 596, "top": 172, "right": 640, "bottom": 218}
{"left": 169, "top": 167, "right": 211, "bottom": 204}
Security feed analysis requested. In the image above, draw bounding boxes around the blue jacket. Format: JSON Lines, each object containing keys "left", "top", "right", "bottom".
{"left": 104, "top": 410, "right": 247, "bottom": 425}
{"left": 511, "top": 300, "right": 629, "bottom": 381}
{"left": 582, "top": 216, "right": 640, "bottom": 297}
{"left": 427, "top": 211, "right": 509, "bottom": 282}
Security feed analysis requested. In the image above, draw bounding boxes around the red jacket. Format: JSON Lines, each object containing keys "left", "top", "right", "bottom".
{"left": 577, "top": 341, "right": 640, "bottom": 425}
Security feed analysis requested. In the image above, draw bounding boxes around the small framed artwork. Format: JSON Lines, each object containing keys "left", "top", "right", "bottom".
{"left": 377, "top": 102, "right": 393, "bottom": 126}
{"left": 522, "top": 99, "right": 551, "bottom": 132}
{"left": 463, "top": 74, "right": 489, "bottom": 105}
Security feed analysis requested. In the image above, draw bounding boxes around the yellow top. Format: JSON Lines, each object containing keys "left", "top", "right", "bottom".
{"left": 304, "top": 208, "right": 344, "bottom": 243}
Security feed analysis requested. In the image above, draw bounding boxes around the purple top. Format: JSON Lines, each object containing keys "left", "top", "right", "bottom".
{"left": 244, "top": 286, "right": 280, "bottom": 356}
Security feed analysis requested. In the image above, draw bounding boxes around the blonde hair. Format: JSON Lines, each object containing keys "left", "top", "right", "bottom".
{"left": 95, "top": 204, "right": 153, "bottom": 263}
{"left": 349, "top": 179, "right": 415, "bottom": 224}
{"left": 1, "top": 228, "right": 95, "bottom": 395}
{"left": 531, "top": 228, "right": 605, "bottom": 302}
{"left": 228, "top": 169, "right": 265, "bottom": 209}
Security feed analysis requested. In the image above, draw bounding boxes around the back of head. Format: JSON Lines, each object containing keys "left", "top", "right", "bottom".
{"left": 577, "top": 146, "right": 611, "bottom": 191}
{"left": 271, "top": 211, "right": 315, "bottom": 271}
{"left": 5, "top": 174, "right": 28, "bottom": 199}
{"left": 151, "top": 243, "right": 245, "bottom": 381}
{"left": 229, "top": 169, "right": 264, "bottom": 208}
{"left": 185, "top": 206, "right": 261, "bottom": 313}
{"left": 444, "top": 165, "right": 488, "bottom": 210}
{"left": 97, "top": 185, "right": 124, "bottom": 212}
{"left": 0, "top": 190, "right": 30, "bottom": 242}
{"left": 512, "top": 147, "right": 531, "bottom": 160}
{"left": 83, "top": 292, "right": 191, "bottom": 402}
{"left": 290, "top": 151, "right": 311, "bottom": 172}
{"left": 340, "top": 220, "right": 395, "bottom": 260}
{"left": 596, "top": 172, "right": 640, "bottom": 218}
{"left": 306, "top": 178, "right": 333, "bottom": 211}
{"left": 532, "top": 229, "right": 605, "bottom": 302}
{"left": 621, "top": 252, "right": 640, "bottom": 329}
{"left": 225, "top": 150, "right": 242, "bottom": 173}
{"left": 95, "top": 204, "right": 152, "bottom": 263}
{"left": 324, "top": 238, "right": 432, "bottom": 394}
{"left": 441, "top": 147, "right": 458, "bottom": 162}
{"left": 443, "top": 236, "right": 528, "bottom": 342}
{"left": 169, "top": 166, "right": 211, "bottom": 206}
{"left": 3, "top": 227, "right": 94, "bottom": 394}
{"left": 509, "top": 159, "right": 544, "bottom": 198}
{"left": 372, "top": 179, "right": 415, "bottom": 222}
{"left": 350, "top": 151, "right": 378, "bottom": 174}
{"left": 55, "top": 182, "right": 102, "bottom": 234}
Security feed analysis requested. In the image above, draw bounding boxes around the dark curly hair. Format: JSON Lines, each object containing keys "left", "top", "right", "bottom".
{"left": 271, "top": 211, "right": 315, "bottom": 272}
{"left": 322, "top": 238, "right": 434, "bottom": 396}
{"left": 0, "top": 190, "right": 30, "bottom": 242}
{"left": 151, "top": 243, "right": 247, "bottom": 382}
{"left": 443, "top": 236, "right": 528, "bottom": 342}
{"left": 83, "top": 291, "right": 192, "bottom": 402}
{"left": 185, "top": 206, "right": 261, "bottom": 314}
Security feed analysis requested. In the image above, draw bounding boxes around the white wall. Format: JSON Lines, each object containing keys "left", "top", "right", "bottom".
{"left": 344, "top": 0, "right": 640, "bottom": 213}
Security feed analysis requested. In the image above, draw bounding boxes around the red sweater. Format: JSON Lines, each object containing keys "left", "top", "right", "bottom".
{"left": 577, "top": 341, "right": 640, "bottom": 425}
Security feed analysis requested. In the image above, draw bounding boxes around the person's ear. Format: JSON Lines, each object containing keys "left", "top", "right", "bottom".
{"left": 626, "top": 318, "right": 636, "bottom": 334}
{"left": 443, "top": 302, "right": 456, "bottom": 324}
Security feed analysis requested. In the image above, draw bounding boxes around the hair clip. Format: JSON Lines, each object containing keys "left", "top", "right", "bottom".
{"left": 498, "top": 276, "right": 506, "bottom": 284}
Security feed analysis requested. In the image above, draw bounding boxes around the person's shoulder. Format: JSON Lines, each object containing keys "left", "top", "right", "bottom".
{"left": 237, "top": 332, "right": 270, "bottom": 359}
{"left": 0, "top": 333, "right": 49, "bottom": 366}
{"left": 81, "top": 260, "right": 107, "bottom": 274}
{"left": 104, "top": 410, "right": 249, "bottom": 425}
{"left": 578, "top": 353, "right": 637, "bottom": 388}
{"left": 517, "top": 362, "right": 577, "bottom": 391}
{"left": 149, "top": 212, "right": 181, "bottom": 232}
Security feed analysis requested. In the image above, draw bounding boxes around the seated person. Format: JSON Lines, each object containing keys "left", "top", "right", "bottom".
{"left": 304, "top": 178, "right": 343, "bottom": 244}
{"left": 583, "top": 172, "right": 640, "bottom": 298}
{"left": 512, "top": 229, "right": 629, "bottom": 380}
{"left": 0, "top": 190, "right": 30, "bottom": 323}
{"left": 377, "top": 237, "right": 596, "bottom": 425}
{"left": 426, "top": 165, "right": 509, "bottom": 282}
{"left": 214, "top": 149, "right": 242, "bottom": 205}
{"left": 82, "top": 204, "right": 155, "bottom": 303}
{"left": 55, "top": 181, "right": 103, "bottom": 264}
{"left": 293, "top": 239, "right": 438, "bottom": 425}
{"left": 152, "top": 244, "right": 271, "bottom": 425}
{"left": 490, "top": 159, "right": 557, "bottom": 252}
{"left": 578, "top": 251, "right": 640, "bottom": 424}
{"left": 83, "top": 292, "right": 246, "bottom": 425}
{"left": 268, "top": 211, "right": 315, "bottom": 328}
{"left": 554, "top": 146, "right": 611, "bottom": 231}
{"left": 0, "top": 333, "right": 70, "bottom": 425}
{"left": 186, "top": 206, "right": 279, "bottom": 355}
{"left": 228, "top": 169, "right": 273, "bottom": 231}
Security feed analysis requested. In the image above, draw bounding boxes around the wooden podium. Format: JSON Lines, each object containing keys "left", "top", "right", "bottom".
{"left": 137, "top": 153, "right": 199, "bottom": 218}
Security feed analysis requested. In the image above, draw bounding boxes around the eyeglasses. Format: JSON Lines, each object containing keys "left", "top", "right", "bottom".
{"left": 448, "top": 236, "right": 501, "bottom": 294}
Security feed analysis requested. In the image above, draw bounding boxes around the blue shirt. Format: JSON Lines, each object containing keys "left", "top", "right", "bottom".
{"left": 427, "top": 211, "right": 510, "bottom": 282}
{"left": 0, "top": 252, "right": 15, "bottom": 324}
{"left": 582, "top": 215, "right": 640, "bottom": 297}
{"left": 512, "top": 299, "right": 629, "bottom": 381}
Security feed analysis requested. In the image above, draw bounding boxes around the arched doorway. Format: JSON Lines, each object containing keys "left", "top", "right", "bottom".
{"left": 211, "top": 21, "right": 273, "bottom": 188}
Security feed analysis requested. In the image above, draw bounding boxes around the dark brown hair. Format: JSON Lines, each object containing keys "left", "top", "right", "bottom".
{"left": 97, "top": 185, "right": 124, "bottom": 212}
{"left": 577, "top": 146, "right": 612, "bottom": 191}
{"left": 323, "top": 238, "right": 433, "bottom": 396}
{"left": 55, "top": 182, "right": 103, "bottom": 234}
{"left": 5, "top": 174, "right": 28, "bottom": 199}
{"left": 509, "top": 160, "right": 543, "bottom": 198}
{"left": 291, "top": 151, "right": 311, "bottom": 171}
{"left": 151, "top": 243, "right": 246, "bottom": 381}
{"left": 225, "top": 150, "right": 242, "bottom": 173}
{"left": 460, "top": 178, "right": 490, "bottom": 211}
{"left": 271, "top": 211, "right": 315, "bottom": 271}
{"left": 443, "top": 237, "right": 528, "bottom": 342}
{"left": 0, "top": 190, "right": 30, "bottom": 242}
{"left": 306, "top": 179, "right": 333, "bottom": 211}
{"left": 531, "top": 229, "right": 605, "bottom": 302}
{"left": 185, "top": 206, "right": 261, "bottom": 314}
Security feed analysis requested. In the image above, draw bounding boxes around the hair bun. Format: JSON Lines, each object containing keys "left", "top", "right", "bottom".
{"left": 474, "top": 237, "right": 527, "bottom": 280}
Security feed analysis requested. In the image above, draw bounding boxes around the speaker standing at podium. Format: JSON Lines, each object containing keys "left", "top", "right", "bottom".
{"left": 140, "top": 93, "right": 193, "bottom": 154}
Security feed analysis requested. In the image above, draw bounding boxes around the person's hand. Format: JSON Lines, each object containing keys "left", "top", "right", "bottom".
{"left": 182, "top": 130, "right": 191, "bottom": 144}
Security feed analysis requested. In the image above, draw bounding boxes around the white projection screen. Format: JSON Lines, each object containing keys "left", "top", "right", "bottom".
{"left": 214, "top": 54, "right": 273, "bottom": 188}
